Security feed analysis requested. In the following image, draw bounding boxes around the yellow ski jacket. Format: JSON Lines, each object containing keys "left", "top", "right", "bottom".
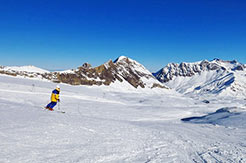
{"left": 51, "top": 88, "right": 60, "bottom": 102}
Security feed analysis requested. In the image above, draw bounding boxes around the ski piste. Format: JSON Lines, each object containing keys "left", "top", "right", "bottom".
{"left": 1, "top": 74, "right": 246, "bottom": 162}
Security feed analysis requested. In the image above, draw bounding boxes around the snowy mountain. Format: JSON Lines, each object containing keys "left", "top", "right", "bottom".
{"left": 3, "top": 65, "right": 50, "bottom": 73}
{"left": 0, "top": 65, "right": 50, "bottom": 78}
{"left": 1, "top": 58, "right": 246, "bottom": 162}
{"left": 0, "top": 57, "right": 167, "bottom": 89}
{"left": 154, "top": 59, "right": 246, "bottom": 97}
{"left": 1, "top": 58, "right": 245, "bottom": 95}
{"left": 0, "top": 65, "right": 49, "bottom": 73}
{"left": 54, "top": 56, "right": 167, "bottom": 89}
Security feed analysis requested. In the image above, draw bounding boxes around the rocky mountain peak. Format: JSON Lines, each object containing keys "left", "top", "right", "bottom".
{"left": 55, "top": 56, "right": 166, "bottom": 89}
{"left": 153, "top": 59, "right": 246, "bottom": 97}
{"left": 81, "top": 63, "right": 92, "bottom": 69}
{"left": 0, "top": 56, "right": 163, "bottom": 89}
{"left": 113, "top": 56, "right": 129, "bottom": 63}
{"left": 154, "top": 59, "right": 244, "bottom": 83}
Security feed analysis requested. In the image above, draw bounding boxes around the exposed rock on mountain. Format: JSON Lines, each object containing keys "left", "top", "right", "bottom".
{"left": 0, "top": 65, "right": 50, "bottom": 78}
{"left": 154, "top": 59, "right": 246, "bottom": 97}
{"left": 0, "top": 56, "right": 167, "bottom": 89}
{"left": 55, "top": 56, "right": 166, "bottom": 89}
{"left": 153, "top": 59, "right": 244, "bottom": 83}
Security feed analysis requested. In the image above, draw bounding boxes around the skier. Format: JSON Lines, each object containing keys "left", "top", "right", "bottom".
{"left": 45, "top": 85, "right": 60, "bottom": 111}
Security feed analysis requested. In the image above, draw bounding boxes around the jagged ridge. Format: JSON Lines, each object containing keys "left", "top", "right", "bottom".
{"left": 153, "top": 59, "right": 246, "bottom": 96}
{"left": 153, "top": 59, "right": 245, "bottom": 83}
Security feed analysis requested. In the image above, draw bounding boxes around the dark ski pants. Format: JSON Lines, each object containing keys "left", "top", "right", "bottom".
{"left": 46, "top": 102, "right": 57, "bottom": 109}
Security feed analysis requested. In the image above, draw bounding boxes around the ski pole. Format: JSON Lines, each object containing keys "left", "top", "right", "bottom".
{"left": 58, "top": 101, "right": 60, "bottom": 111}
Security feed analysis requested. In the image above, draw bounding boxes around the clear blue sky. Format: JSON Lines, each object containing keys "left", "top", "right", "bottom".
{"left": 0, "top": 0, "right": 245, "bottom": 71}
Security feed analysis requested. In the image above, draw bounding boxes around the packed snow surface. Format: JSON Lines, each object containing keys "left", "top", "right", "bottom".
{"left": 0, "top": 75, "right": 246, "bottom": 163}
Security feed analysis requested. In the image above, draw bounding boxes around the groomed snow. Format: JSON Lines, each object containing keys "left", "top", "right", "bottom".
{"left": 0, "top": 75, "right": 246, "bottom": 162}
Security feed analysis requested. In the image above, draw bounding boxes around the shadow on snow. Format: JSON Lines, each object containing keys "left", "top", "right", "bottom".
{"left": 181, "top": 107, "right": 240, "bottom": 125}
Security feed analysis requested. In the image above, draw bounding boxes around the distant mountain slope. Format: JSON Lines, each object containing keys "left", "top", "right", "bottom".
{"left": 0, "top": 65, "right": 50, "bottom": 78}
{"left": 55, "top": 56, "right": 167, "bottom": 89}
{"left": 0, "top": 65, "right": 49, "bottom": 73}
{"left": 153, "top": 59, "right": 246, "bottom": 97}
{"left": 0, "top": 56, "right": 167, "bottom": 89}
{"left": 3, "top": 65, "right": 50, "bottom": 73}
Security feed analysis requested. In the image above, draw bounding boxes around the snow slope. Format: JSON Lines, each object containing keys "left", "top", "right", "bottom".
{"left": 2, "top": 65, "right": 50, "bottom": 73}
{"left": 1, "top": 75, "right": 246, "bottom": 162}
{"left": 154, "top": 59, "right": 246, "bottom": 98}
{"left": 113, "top": 56, "right": 167, "bottom": 89}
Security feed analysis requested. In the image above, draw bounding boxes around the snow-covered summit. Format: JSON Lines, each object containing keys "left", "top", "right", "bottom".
{"left": 154, "top": 59, "right": 244, "bottom": 83}
{"left": 114, "top": 55, "right": 128, "bottom": 62}
{"left": 54, "top": 56, "right": 167, "bottom": 89}
{"left": 114, "top": 56, "right": 151, "bottom": 75}
{"left": 114, "top": 56, "right": 139, "bottom": 64}
{"left": 113, "top": 56, "right": 167, "bottom": 89}
{"left": 154, "top": 59, "right": 246, "bottom": 97}
{"left": 210, "top": 58, "right": 245, "bottom": 71}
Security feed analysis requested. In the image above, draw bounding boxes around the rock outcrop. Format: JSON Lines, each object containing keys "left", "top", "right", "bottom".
{"left": 54, "top": 56, "right": 166, "bottom": 89}
{"left": 0, "top": 56, "right": 167, "bottom": 89}
{"left": 153, "top": 59, "right": 246, "bottom": 97}
{"left": 153, "top": 59, "right": 244, "bottom": 83}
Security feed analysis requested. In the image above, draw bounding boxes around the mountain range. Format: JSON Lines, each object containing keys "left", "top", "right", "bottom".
{"left": 153, "top": 58, "right": 246, "bottom": 97}
{"left": 1, "top": 56, "right": 245, "bottom": 97}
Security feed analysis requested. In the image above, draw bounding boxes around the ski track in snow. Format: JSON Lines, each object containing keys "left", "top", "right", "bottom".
{"left": 0, "top": 75, "right": 246, "bottom": 163}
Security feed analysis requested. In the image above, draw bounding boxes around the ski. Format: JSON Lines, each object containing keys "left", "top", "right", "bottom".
{"left": 56, "top": 110, "right": 65, "bottom": 113}
{"left": 43, "top": 107, "right": 65, "bottom": 113}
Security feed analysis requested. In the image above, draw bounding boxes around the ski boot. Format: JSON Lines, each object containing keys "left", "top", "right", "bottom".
{"left": 45, "top": 107, "right": 54, "bottom": 111}
{"left": 48, "top": 108, "right": 54, "bottom": 111}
